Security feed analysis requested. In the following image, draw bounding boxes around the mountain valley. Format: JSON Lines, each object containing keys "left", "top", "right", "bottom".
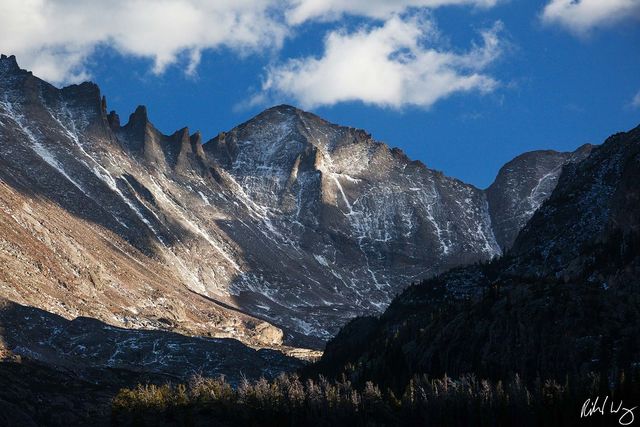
{"left": 1, "top": 53, "right": 637, "bottom": 426}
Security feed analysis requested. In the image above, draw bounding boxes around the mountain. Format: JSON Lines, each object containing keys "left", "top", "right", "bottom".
{"left": 0, "top": 57, "right": 588, "bottom": 346}
{"left": 205, "top": 104, "right": 506, "bottom": 338}
{"left": 0, "top": 54, "right": 589, "bottom": 353}
{"left": 311, "top": 124, "right": 640, "bottom": 391}
{"left": 2, "top": 53, "right": 633, "bottom": 425}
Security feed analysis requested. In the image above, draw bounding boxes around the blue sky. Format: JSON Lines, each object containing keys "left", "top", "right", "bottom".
{"left": 1, "top": 0, "right": 639, "bottom": 188}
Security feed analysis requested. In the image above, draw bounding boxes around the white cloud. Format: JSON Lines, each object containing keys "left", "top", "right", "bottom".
{"left": 285, "top": 0, "right": 498, "bottom": 25}
{"left": 632, "top": 90, "right": 640, "bottom": 108}
{"left": 259, "top": 16, "right": 503, "bottom": 109}
{"left": 0, "top": 0, "right": 288, "bottom": 84}
{"left": 542, "top": 0, "right": 640, "bottom": 35}
{"left": 0, "top": 0, "right": 505, "bottom": 112}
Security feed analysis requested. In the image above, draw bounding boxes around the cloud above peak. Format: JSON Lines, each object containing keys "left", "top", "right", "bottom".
{"left": 259, "top": 16, "right": 503, "bottom": 109}
{"left": 542, "top": 0, "right": 640, "bottom": 35}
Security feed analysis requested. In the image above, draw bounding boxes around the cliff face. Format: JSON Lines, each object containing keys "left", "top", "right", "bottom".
{"left": 486, "top": 145, "right": 592, "bottom": 250}
{"left": 0, "top": 54, "right": 582, "bottom": 350}
{"left": 312, "top": 125, "right": 640, "bottom": 391}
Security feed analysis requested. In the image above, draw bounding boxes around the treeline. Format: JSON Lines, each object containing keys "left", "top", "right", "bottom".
{"left": 111, "top": 370, "right": 640, "bottom": 426}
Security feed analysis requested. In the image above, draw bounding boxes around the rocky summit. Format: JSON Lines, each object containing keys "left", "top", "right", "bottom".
{"left": 0, "top": 54, "right": 590, "bottom": 355}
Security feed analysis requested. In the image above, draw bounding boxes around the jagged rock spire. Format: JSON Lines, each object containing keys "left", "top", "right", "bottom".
{"left": 0, "top": 54, "right": 20, "bottom": 73}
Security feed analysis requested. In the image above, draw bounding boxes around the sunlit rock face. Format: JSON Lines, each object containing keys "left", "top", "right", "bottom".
{"left": 0, "top": 55, "right": 579, "bottom": 347}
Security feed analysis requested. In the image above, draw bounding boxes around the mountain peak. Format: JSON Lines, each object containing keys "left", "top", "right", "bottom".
{"left": 0, "top": 54, "right": 20, "bottom": 74}
{"left": 247, "top": 104, "right": 307, "bottom": 125}
{"left": 171, "top": 127, "right": 191, "bottom": 146}
{"left": 190, "top": 130, "right": 202, "bottom": 146}
{"left": 59, "top": 82, "right": 103, "bottom": 114}
{"left": 266, "top": 104, "right": 300, "bottom": 114}
{"left": 127, "top": 105, "right": 149, "bottom": 126}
